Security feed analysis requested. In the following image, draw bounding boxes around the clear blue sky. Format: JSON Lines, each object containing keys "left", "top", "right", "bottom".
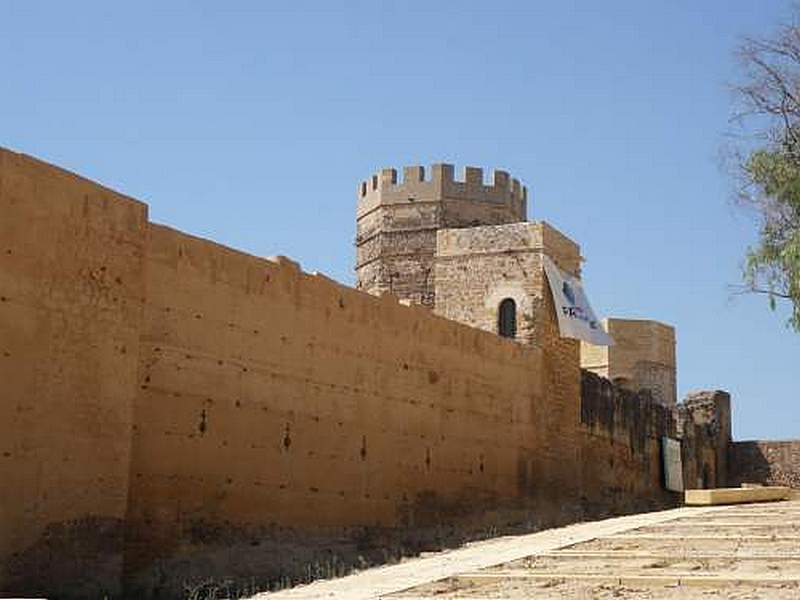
{"left": 2, "top": 1, "right": 797, "bottom": 440}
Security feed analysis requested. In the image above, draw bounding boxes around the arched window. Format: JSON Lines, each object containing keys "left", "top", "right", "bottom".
{"left": 498, "top": 298, "right": 517, "bottom": 339}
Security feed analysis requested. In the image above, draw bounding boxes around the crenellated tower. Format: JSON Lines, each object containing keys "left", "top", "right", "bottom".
{"left": 355, "top": 163, "right": 527, "bottom": 306}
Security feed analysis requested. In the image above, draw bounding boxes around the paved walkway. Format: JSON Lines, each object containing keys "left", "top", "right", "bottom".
{"left": 255, "top": 504, "right": 740, "bottom": 599}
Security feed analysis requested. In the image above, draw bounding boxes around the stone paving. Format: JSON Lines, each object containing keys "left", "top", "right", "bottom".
{"left": 259, "top": 500, "right": 800, "bottom": 599}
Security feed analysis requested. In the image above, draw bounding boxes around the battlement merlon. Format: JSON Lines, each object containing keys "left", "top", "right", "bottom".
{"left": 356, "top": 163, "right": 528, "bottom": 220}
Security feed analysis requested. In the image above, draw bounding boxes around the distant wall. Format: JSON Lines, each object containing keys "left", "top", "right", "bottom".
{"left": 581, "top": 319, "right": 677, "bottom": 406}
{"left": 729, "top": 440, "right": 800, "bottom": 489}
{"left": 434, "top": 221, "right": 580, "bottom": 345}
{"left": 579, "top": 371, "right": 676, "bottom": 514}
{"left": 579, "top": 374, "right": 730, "bottom": 510}
{"left": 679, "top": 391, "right": 731, "bottom": 490}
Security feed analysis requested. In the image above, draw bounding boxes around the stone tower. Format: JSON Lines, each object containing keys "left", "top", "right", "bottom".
{"left": 355, "top": 163, "right": 582, "bottom": 438}
{"left": 434, "top": 221, "right": 581, "bottom": 346}
{"left": 355, "top": 164, "right": 527, "bottom": 306}
{"left": 581, "top": 318, "right": 677, "bottom": 406}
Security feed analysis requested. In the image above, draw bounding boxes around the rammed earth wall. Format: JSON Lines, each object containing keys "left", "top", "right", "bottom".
{"left": 0, "top": 149, "right": 146, "bottom": 599}
{"left": 0, "top": 148, "right": 732, "bottom": 599}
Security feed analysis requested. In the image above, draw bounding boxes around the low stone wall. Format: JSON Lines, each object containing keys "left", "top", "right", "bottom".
{"left": 729, "top": 440, "right": 800, "bottom": 489}
{"left": 579, "top": 372, "right": 731, "bottom": 510}
{"left": 679, "top": 391, "right": 731, "bottom": 491}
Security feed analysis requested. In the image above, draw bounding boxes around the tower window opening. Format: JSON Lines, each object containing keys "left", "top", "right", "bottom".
{"left": 498, "top": 298, "right": 517, "bottom": 339}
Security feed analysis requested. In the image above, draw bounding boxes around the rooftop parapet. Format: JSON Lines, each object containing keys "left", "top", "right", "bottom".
{"left": 356, "top": 163, "right": 528, "bottom": 219}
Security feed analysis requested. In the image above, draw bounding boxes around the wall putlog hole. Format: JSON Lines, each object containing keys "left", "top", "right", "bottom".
{"left": 282, "top": 424, "right": 292, "bottom": 451}
{"left": 198, "top": 409, "right": 207, "bottom": 436}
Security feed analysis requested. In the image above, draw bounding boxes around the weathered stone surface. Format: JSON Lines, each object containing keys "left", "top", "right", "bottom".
{"left": 581, "top": 319, "right": 677, "bottom": 407}
{"left": 579, "top": 371, "right": 730, "bottom": 514}
{"left": 680, "top": 391, "right": 732, "bottom": 490}
{"left": 355, "top": 164, "right": 527, "bottom": 306}
{"left": 729, "top": 440, "right": 800, "bottom": 489}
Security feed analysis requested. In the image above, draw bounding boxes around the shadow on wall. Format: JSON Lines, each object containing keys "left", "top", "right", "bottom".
{"left": 578, "top": 370, "right": 679, "bottom": 517}
{"left": 122, "top": 492, "right": 597, "bottom": 600}
{"left": 580, "top": 371, "right": 732, "bottom": 496}
{"left": 3, "top": 517, "right": 124, "bottom": 600}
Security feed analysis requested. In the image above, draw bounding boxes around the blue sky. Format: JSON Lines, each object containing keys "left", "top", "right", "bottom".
{"left": 2, "top": 1, "right": 797, "bottom": 440}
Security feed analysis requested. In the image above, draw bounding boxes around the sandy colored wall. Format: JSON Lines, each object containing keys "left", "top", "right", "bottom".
{"left": 1, "top": 149, "right": 733, "bottom": 599}
{"left": 434, "top": 222, "right": 581, "bottom": 345}
{"left": 124, "top": 223, "right": 570, "bottom": 595}
{"left": 0, "top": 149, "right": 147, "bottom": 597}
{"left": 433, "top": 221, "right": 584, "bottom": 504}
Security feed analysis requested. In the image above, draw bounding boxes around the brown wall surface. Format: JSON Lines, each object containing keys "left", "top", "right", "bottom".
{"left": 0, "top": 149, "right": 733, "bottom": 599}
{"left": 124, "top": 223, "right": 574, "bottom": 596}
{"left": 0, "top": 149, "right": 147, "bottom": 598}
{"left": 579, "top": 371, "right": 676, "bottom": 513}
{"left": 729, "top": 440, "right": 800, "bottom": 488}
{"left": 434, "top": 221, "right": 584, "bottom": 504}
{"left": 579, "top": 374, "right": 730, "bottom": 511}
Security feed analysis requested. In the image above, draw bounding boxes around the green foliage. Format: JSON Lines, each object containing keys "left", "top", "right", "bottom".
{"left": 742, "top": 149, "right": 800, "bottom": 330}
{"left": 731, "top": 17, "right": 800, "bottom": 331}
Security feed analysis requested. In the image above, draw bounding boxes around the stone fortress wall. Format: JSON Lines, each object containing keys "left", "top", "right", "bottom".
{"left": 0, "top": 150, "right": 787, "bottom": 600}
{"left": 582, "top": 319, "right": 677, "bottom": 406}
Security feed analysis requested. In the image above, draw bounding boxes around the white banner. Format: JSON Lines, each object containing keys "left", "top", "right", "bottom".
{"left": 542, "top": 255, "right": 614, "bottom": 346}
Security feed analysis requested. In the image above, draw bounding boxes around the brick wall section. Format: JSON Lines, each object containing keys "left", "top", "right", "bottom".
{"left": 729, "top": 440, "right": 800, "bottom": 488}
{"left": 434, "top": 222, "right": 579, "bottom": 344}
